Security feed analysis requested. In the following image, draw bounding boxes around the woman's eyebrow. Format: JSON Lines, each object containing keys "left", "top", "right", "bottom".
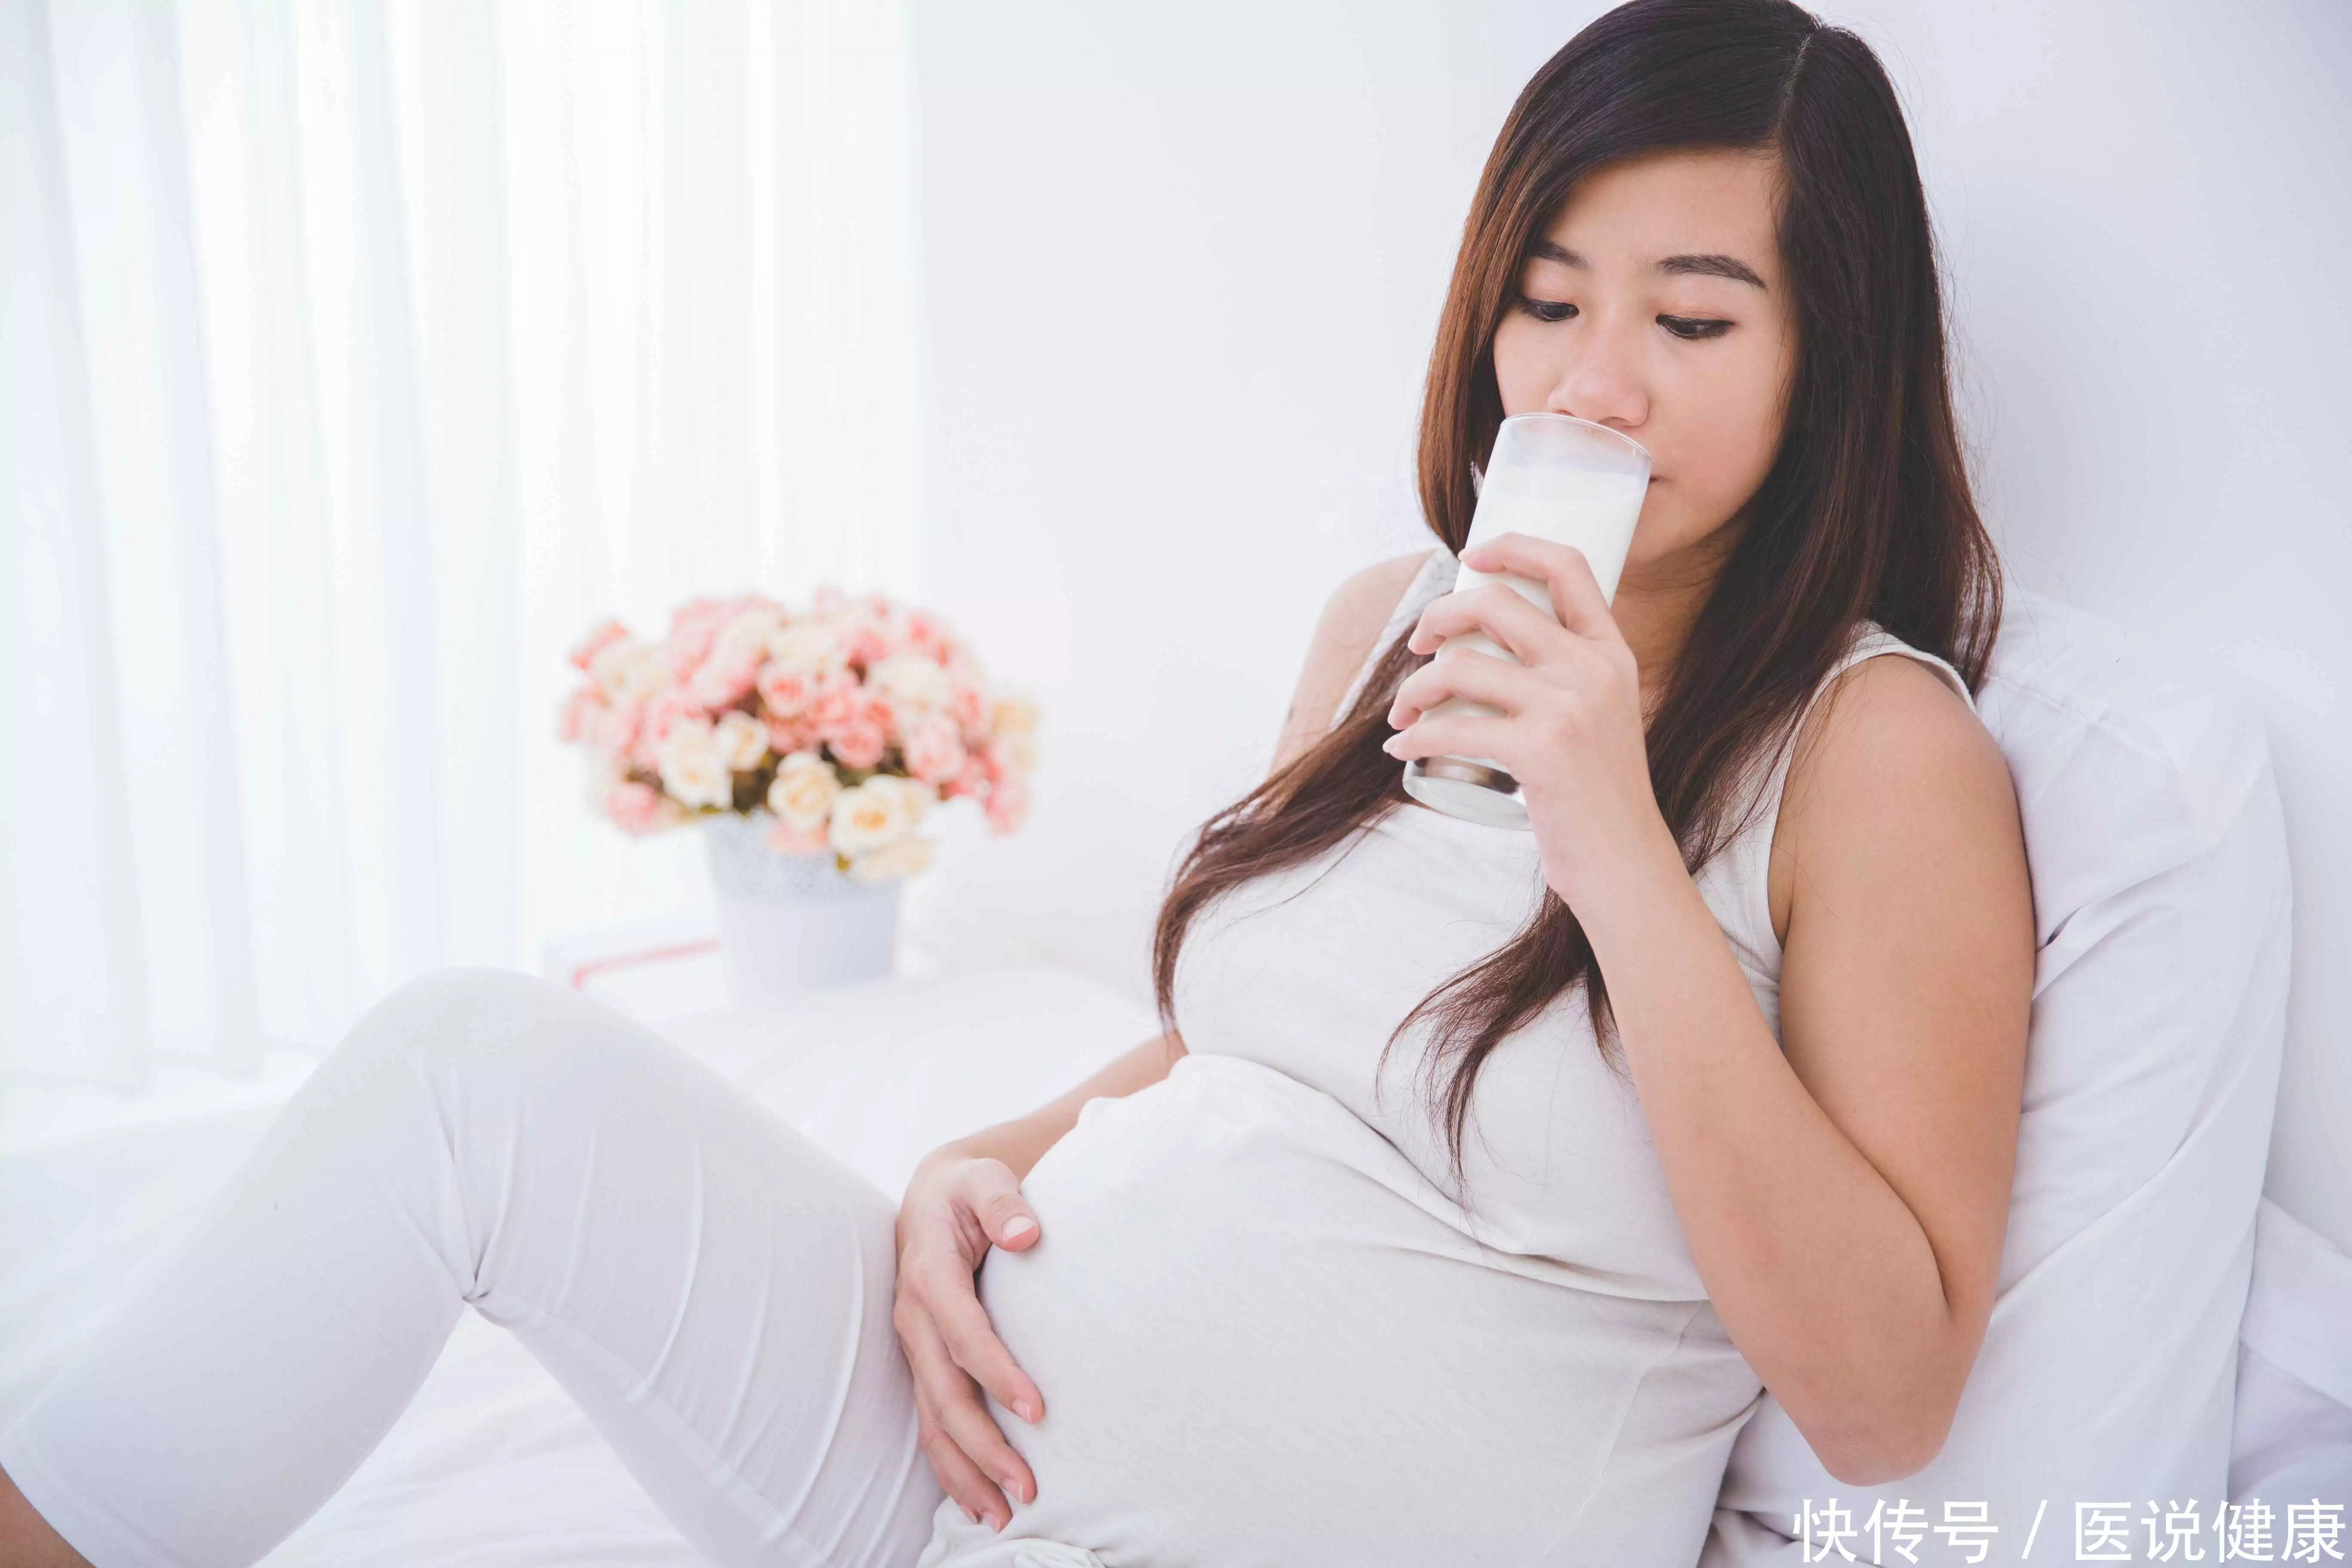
{"left": 1657, "top": 253, "right": 1768, "bottom": 289}
{"left": 1522, "top": 240, "right": 1768, "bottom": 291}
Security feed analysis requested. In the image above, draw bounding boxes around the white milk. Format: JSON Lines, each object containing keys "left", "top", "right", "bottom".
{"left": 1429, "top": 464, "right": 1648, "bottom": 722}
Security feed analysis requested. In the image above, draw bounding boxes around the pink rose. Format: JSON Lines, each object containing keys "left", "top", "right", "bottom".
{"left": 903, "top": 714, "right": 967, "bottom": 785}
{"left": 764, "top": 715, "right": 816, "bottom": 756}
{"left": 569, "top": 619, "right": 629, "bottom": 671}
{"left": 904, "top": 610, "right": 951, "bottom": 661}
{"left": 634, "top": 689, "right": 706, "bottom": 769}
{"left": 558, "top": 686, "right": 604, "bottom": 744}
{"left": 665, "top": 594, "right": 780, "bottom": 682}
{"left": 947, "top": 680, "right": 986, "bottom": 735}
{"left": 605, "top": 781, "right": 663, "bottom": 835}
{"left": 839, "top": 621, "right": 888, "bottom": 669}
{"left": 807, "top": 672, "right": 862, "bottom": 732}
{"left": 687, "top": 637, "right": 762, "bottom": 709}
{"left": 662, "top": 597, "right": 733, "bottom": 676}
{"left": 828, "top": 721, "right": 888, "bottom": 771}
{"left": 594, "top": 699, "right": 642, "bottom": 760}
{"left": 756, "top": 660, "right": 820, "bottom": 719}
{"left": 945, "top": 754, "right": 990, "bottom": 800}
{"left": 983, "top": 772, "right": 1028, "bottom": 834}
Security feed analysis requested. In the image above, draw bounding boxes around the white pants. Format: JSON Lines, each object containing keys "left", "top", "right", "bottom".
{"left": 0, "top": 968, "right": 949, "bottom": 1568}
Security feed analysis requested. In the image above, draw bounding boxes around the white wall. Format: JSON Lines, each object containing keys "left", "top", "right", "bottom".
{"left": 901, "top": 0, "right": 2352, "bottom": 1253}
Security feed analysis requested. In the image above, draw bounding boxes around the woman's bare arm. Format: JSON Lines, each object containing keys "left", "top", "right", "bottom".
{"left": 1578, "top": 653, "right": 2033, "bottom": 1484}
{"left": 926, "top": 1029, "right": 1185, "bottom": 1181}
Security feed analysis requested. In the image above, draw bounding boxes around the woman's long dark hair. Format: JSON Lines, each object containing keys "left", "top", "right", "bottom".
{"left": 1152, "top": 0, "right": 2003, "bottom": 1194}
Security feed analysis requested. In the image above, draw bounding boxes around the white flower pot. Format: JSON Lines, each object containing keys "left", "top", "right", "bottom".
{"left": 702, "top": 813, "right": 900, "bottom": 1010}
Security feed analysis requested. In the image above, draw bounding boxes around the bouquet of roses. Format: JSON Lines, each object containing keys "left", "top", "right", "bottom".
{"left": 557, "top": 588, "right": 1035, "bottom": 883}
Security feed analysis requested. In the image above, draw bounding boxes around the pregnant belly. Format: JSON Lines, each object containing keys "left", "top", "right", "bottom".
{"left": 915, "top": 1054, "right": 1718, "bottom": 1568}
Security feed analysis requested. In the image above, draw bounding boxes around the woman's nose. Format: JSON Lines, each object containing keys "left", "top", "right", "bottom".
{"left": 1546, "top": 323, "right": 1648, "bottom": 432}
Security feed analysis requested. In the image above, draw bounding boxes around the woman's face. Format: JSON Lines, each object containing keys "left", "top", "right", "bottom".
{"left": 1489, "top": 147, "right": 1798, "bottom": 579}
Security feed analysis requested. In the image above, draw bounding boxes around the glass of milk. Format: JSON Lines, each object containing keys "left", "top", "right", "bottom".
{"left": 1400, "top": 412, "right": 1652, "bottom": 830}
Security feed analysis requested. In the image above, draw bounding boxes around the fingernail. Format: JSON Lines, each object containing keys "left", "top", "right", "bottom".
{"left": 1013, "top": 1397, "right": 1037, "bottom": 1422}
{"left": 1001, "top": 1474, "right": 1026, "bottom": 1502}
{"left": 1001, "top": 1215, "right": 1036, "bottom": 1241}
{"left": 962, "top": 1505, "right": 980, "bottom": 1523}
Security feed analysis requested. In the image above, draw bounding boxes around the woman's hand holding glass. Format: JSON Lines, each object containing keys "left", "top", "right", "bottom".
{"left": 1383, "top": 531, "right": 1669, "bottom": 911}
{"left": 892, "top": 1147, "right": 1047, "bottom": 1532}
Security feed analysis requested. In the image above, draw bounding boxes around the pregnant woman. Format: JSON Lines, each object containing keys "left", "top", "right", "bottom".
{"left": 0, "top": 1, "right": 2035, "bottom": 1564}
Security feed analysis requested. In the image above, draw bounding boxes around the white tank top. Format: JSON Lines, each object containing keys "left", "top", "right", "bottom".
{"left": 922, "top": 546, "right": 1977, "bottom": 1568}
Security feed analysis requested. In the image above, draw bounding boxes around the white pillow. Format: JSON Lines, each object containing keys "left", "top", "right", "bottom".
{"left": 1704, "top": 585, "right": 2295, "bottom": 1564}
{"left": 2229, "top": 1197, "right": 2352, "bottom": 1504}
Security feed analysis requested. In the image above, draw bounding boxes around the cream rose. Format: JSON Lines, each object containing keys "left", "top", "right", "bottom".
{"left": 590, "top": 637, "right": 669, "bottom": 705}
{"left": 712, "top": 710, "right": 769, "bottom": 773}
{"left": 723, "top": 604, "right": 786, "bottom": 649}
{"left": 989, "top": 692, "right": 1039, "bottom": 736}
{"left": 851, "top": 833, "right": 934, "bottom": 884}
{"left": 896, "top": 771, "right": 931, "bottom": 827}
{"left": 988, "top": 692, "right": 1040, "bottom": 771}
{"left": 766, "top": 619, "right": 849, "bottom": 677}
{"left": 767, "top": 750, "right": 842, "bottom": 836}
{"left": 869, "top": 652, "right": 952, "bottom": 714}
{"left": 828, "top": 774, "right": 923, "bottom": 855}
{"left": 655, "top": 719, "right": 732, "bottom": 808}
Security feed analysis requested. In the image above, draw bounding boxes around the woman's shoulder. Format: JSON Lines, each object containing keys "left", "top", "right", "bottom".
{"left": 1795, "top": 635, "right": 1990, "bottom": 777}
{"left": 1271, "top": 549, "right": 1440, "bottom": 771}
{"left": 1327, "top": 548, "right": 1442, "bottom": 635}
{"left": 1767, "top": 636, "right": 2015, "bottom": 945}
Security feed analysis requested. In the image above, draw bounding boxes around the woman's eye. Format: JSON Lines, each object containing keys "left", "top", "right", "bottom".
{"left": 1658, "top": 315, "right": 1733, "bottom": 341}
{"left": 1515, "top": 294, "right": 1577, "bottom": 324}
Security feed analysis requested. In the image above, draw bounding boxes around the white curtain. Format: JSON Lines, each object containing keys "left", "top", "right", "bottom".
{"left": 2, "top": 0, "right": 924, "bottom": 1087}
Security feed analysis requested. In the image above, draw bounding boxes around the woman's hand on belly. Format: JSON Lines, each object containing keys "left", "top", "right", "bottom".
{"left": 894, "top": 1148, "right": 1049, "bottom": 1532}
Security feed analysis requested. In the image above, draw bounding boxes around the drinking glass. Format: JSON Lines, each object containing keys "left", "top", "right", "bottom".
{"left": 1400, "top": 412, "right": 1652, "bottom": 830}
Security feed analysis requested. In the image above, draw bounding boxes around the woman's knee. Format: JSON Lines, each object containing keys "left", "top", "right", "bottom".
{"left": 331, "top": 966, "right": 622, "bottom": 1090}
